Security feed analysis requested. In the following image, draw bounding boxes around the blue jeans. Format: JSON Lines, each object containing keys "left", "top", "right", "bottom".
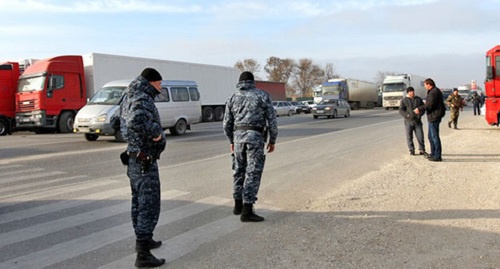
{"left": 428, "top": 120, "right": 442, "bottom": 159}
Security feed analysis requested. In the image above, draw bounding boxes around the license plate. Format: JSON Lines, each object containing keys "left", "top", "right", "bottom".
{"left": 316, "top": 111, "right": 324, "bottom": 114}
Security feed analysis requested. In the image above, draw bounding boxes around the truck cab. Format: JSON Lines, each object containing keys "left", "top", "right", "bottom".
{"left": 485, "top": 45, "right": 500, "bottom": 126}
{"left": 15, "top": 55, "right": 86, "bottom": 133}
{"left": 0, "top": 62, "right": 20, "bottom": 135}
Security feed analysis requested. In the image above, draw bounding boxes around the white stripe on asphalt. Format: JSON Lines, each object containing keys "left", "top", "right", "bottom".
{"left": 0, "top": 171, "right": 66, "bottom": 184}
{"left": 0, "top": 190, "right": 189, "bottom": 248}
{"left": 99, "top": 207, "right": 277, "bottom": 269}
{"left": 0, "top": 196, "right": 230, "bottom": 269}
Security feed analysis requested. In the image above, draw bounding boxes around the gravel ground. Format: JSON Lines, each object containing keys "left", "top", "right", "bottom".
{"left": 169, "top": 111, "right": 500, "bottom": 269}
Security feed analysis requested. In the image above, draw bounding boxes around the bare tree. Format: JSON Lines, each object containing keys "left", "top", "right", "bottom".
{"left": 264, "top": 57, "right": 295, "bottom": 83}
{"left": 292, "top": 58, "right": 325, "bottom": 97}
{"left": 324, "top": 63, "right": 340, "bottom": 81}
{"left": 374, "top": 71, "right": 397, "bottom": 86}
{"left": 234, "top": 59, "right": 261, "bottom": 75}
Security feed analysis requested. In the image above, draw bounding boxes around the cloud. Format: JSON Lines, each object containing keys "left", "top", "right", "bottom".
{"left": 0, "top": 0, "right": 203, "bottom": 13}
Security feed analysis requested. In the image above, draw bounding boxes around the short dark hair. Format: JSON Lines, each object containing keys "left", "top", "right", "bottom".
{"left": 424, "top": 78, "right": 435, "bottom": 87}
{"left": 406, "top": 87, "right": 415, "bottom": 92}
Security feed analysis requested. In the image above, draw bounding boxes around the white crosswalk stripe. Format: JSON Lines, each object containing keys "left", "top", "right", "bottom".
{"left": 0, "top": 164, "right": 277, "bottom": 269}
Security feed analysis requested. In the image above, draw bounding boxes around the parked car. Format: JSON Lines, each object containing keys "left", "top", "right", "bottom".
{"left": 272, "top": 101, "right": 294, "bottom": 117}
{"left": 311, "top": 99, "right": 351, "bottom": 119}
{"left": 302, "top": 100, "right": 317, "bottom": 109}
{"left": 290, "top": 101, "right": 311, "bottom": 114}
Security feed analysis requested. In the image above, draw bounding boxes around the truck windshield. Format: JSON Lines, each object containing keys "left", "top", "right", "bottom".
{"left": 17, "top": 75, "right": 46, "bottom": 93}
{"left": 383, "top": 83, "right": 405, "bottom": 92}
{"left": 88, "top": 86, "right": 126, "bottom": 105}
{"left": 322, "top": 85, "right": 342, "bottom": 95}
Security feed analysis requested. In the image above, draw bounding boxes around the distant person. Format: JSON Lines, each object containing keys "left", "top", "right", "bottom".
{"left": 223, "top": 71, "right": 278, "bottom": 222}
{"left": 399, "top": 87, "right": 427, "bottom": 156}
{"left": 471, "top": 91, "right": 482, "bottom": 116}
{"left": 414, "top": 78, "right": 446, "bottom": 162}
{"left": 118, "top": 68, "right": 166, "bottom": 268}
{"left": 446, "top": 88, "right": 463, "bottom": 129}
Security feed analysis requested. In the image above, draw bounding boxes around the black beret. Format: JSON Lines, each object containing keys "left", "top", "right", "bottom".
{"left": 239, "top": 71, "right": 254, "bottom": 82}
{"left": 141, "top": 68, "right": 162, "bottom": 82}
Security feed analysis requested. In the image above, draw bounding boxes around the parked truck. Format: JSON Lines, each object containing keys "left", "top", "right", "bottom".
{"left": 10, "top": 53, "right": 257, "bottom": 135}
{"left": 484, "top": 45, "right": 500, "bottom": 126}
{"left": 314, "top": 78, "right": 378, "bottom": 109}
{"left": 381, "top": 74, "right": 426, "bottom": 109}
{"left": 457, "top": 85, "right": 471, "bottom": 106}
{"left": 0, "top": 62, "right": 20, "bottom": 135}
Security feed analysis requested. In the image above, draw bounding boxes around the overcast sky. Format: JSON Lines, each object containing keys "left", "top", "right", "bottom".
{"left": 1, "top": 0, "right": 499, "bottom": 88}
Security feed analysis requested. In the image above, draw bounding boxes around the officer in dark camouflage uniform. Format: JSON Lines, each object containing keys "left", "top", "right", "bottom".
{"left": 446, "top": 88, "right": 463, "bottom": 129}
{"left": 223, "top": 71, "right": 278, "bottom": 222}
{"left": 120, "top": 68, "right": 166, "bottom": 268}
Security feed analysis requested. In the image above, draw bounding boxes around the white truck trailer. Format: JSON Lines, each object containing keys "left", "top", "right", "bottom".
{"left": 381, "top": 74, "right": 426, "bottom": 109}
{"left": 315, "top": 78, "right": 379, "bottom": 109}
{"left": 83, "top": 53, "right": 240, "bottom": 122}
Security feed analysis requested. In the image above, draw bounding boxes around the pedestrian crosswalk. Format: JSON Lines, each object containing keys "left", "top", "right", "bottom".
{"left": 0, "top": 164, "right": 275, "bottom": 269}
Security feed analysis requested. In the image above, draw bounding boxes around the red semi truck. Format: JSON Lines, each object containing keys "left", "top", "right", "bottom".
{"left": 15, "top": 56, "right": 87, "bottom": 133}
{"left": 0, "top": 62, "right": 20, "bottom": 135}
{"left": 485, "top": 45, "right": 500, "bottom": 126}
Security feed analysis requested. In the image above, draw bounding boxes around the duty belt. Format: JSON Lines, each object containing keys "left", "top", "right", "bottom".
{"left": 235, "top": 126, "right": 264, "bottom": 133}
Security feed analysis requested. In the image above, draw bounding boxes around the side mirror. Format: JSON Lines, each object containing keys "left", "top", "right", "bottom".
{"left": 486, "top": 66, "right": 494, "bottom": 81}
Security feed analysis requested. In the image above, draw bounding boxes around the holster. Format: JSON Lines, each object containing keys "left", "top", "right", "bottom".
{"left": 120, "top": 151, "right": 129, "bottom": 165}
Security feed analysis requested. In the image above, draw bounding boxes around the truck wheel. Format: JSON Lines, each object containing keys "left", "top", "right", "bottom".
{"left": 58, "top": 111, "right": 74, "bottom": 133}
{"left": 170, "top": 119, "right": 187, "bottom": 136}
{"left": 202, "top": 107, "right": 214, "bottom": 122}
{"left": 214, "top": 107, "right": 225, "bottom": 121}
{"left": 114, "top": 130, "right": 125, "bottom": 142}
{"left": 85, "top": 133, "right": 99, "bottom": 141}
{"left": 0, "top": 118, "right": 9, "bottom": 136}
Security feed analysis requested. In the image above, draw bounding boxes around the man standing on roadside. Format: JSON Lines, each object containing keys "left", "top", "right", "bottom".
{"left": 121, "top": 68, "right": 166, "bottom": 268}
{"left": 446, "top": 88, "right": 463, "bottom": 129}
{"left": 399, "top": 87, "right": 427, "bottom": 156}
{"left": 471, "top": 91, "right": 482, "bottom": 116}
{"left": 414, "top": 78, "right": 446, "bottom": 162}
{"left": 223, "top": 71, "right": 278, "bottom": 222}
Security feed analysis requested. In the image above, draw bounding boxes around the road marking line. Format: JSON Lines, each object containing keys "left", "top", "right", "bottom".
{"left": 0, "top": 196, "right": 231, "bottom": 269}
{"left": 0, "top": 190, "right": 188, "bottom": 248}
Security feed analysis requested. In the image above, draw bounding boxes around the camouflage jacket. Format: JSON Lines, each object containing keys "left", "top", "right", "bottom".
{"left": 122, "top": 76, "right": 166, "bottom": 156}
{"left": 446, "top": 94, "right": 463, "bottom": 111}
{"left": 223, "top": 80, "right": 278, "bottom": 145}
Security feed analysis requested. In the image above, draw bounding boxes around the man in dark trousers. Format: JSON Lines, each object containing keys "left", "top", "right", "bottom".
{"left": 223, "top": 71, "right": 278, "bottom": 222}
{"left": 119, "top": 68, "right": 166, "bottom": 268}
{"left": 414, "top": 78, "right": 446, "bottom": 162}
{"left": 399, "top": 87, "right": 427, "bottom": 156}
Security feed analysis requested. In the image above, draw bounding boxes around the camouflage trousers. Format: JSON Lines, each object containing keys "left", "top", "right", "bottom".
{"left": 127, "top": 157, "right": 161, "bottom": 241}
{"left": 448, "top": 108, "right": 460, "bottom": 127}
{"left": 232, "top": 141, "right": 266, "bottom": 204}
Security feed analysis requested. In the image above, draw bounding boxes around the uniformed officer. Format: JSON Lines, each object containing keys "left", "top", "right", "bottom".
{"left": 120, "top": 68, "right": 166, "bottom": 268}
{"left": 223, "top": 71, "right": 278, "bottom": 222}
{"left": 446, "top": 88, "right": 464, "bottom": 129}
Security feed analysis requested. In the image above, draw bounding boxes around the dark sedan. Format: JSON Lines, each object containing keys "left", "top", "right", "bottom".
{"left": 290, "top": 101, "right": 311, "bottom": 114}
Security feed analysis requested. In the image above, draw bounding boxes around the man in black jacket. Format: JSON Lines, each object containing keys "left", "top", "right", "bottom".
{"left": 399, "top": 87, "right": 427, "bottom": 156}
{"left": 414, "top": 78, "right": 446, "bottom": 162}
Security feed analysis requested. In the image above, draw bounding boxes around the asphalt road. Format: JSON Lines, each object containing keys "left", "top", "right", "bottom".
{"left": 0, "top": 108, "right": 406, "bottom": 268}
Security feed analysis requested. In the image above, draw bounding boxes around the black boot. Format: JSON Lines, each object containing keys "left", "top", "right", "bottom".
{"left": 135, "top": 250, "right": 166, "bottom": 268}
{"left": 135, "top": 239, "right": 162, "bottom": 251}
{"left": 135, "top": 240, "right": 165, "bottom": 268}
{"left": 240, "top": 203, "right": 264, "bottom": 222}
{"left": 233, "top": 199, "right": 243, "bottom": 215}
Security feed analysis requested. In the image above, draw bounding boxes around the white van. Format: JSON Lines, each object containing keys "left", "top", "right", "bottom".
{"left": 74, "top": 79, "right": 202, "bottom": 141}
